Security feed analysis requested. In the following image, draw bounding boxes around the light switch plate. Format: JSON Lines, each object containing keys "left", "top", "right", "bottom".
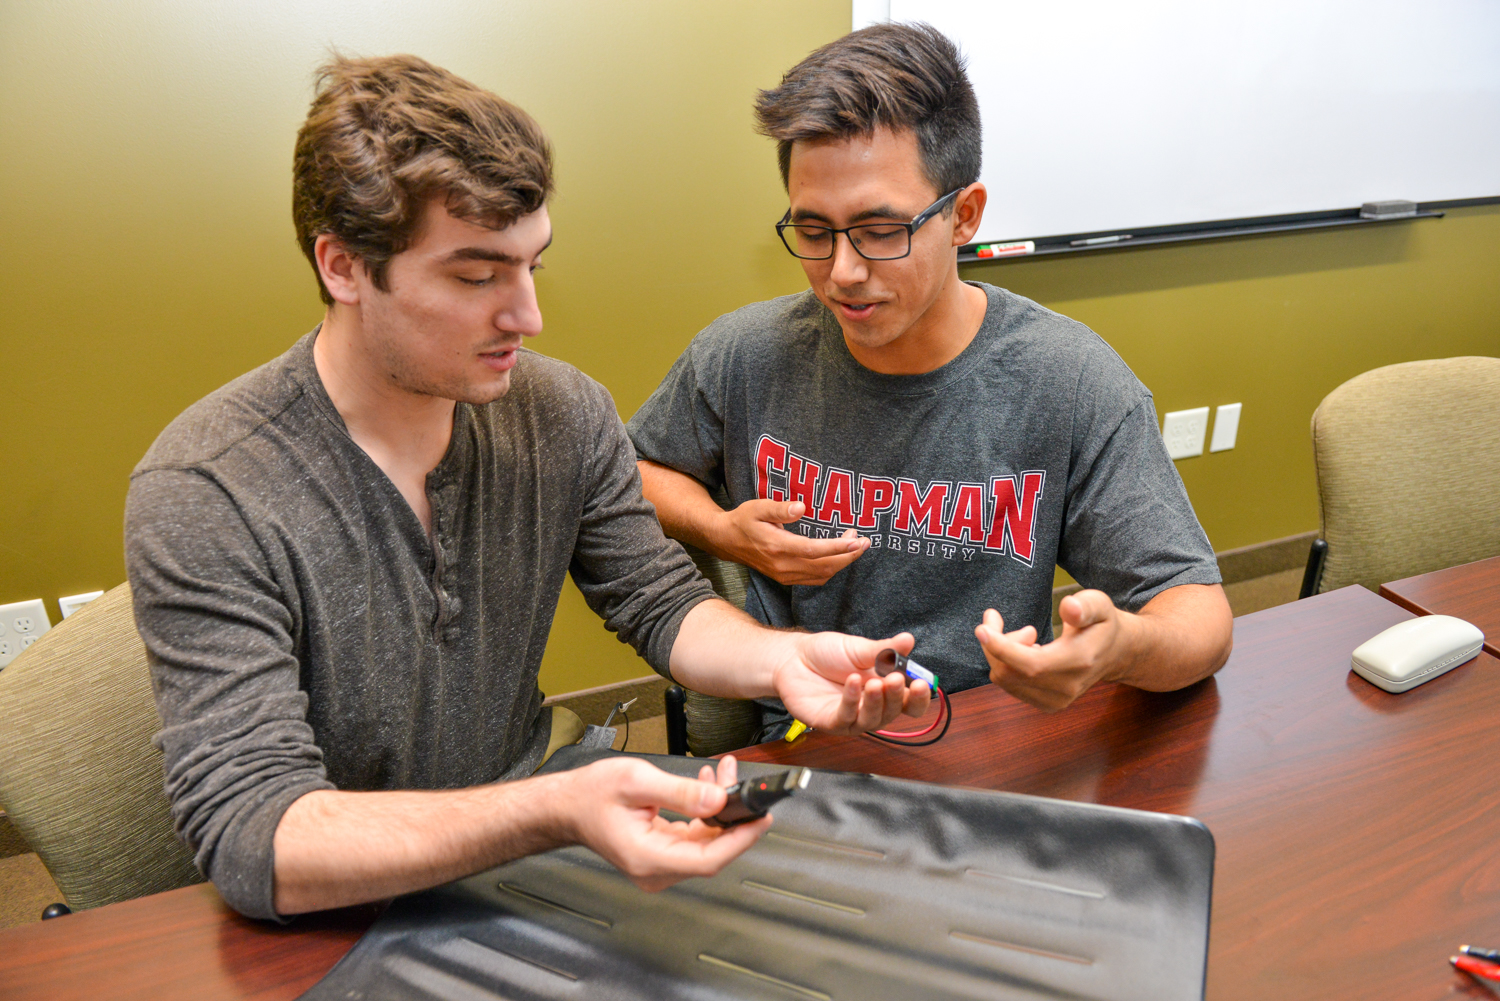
{"left": 0, "top": 598, "right": 52, "bottom": 669}
{"left": 1210, "top": 403, "right": 1242, "bottom": 452}
{"left": 1162, "top": 407, "right": 1210, "bottom": 460}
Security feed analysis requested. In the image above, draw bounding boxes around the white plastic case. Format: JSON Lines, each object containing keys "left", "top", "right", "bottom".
{"left": 1350, "top": 615, "right": 1485, "bottom": 693}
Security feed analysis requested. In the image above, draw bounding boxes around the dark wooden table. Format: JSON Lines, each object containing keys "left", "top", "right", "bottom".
{"left": 0, "top": 882, "right": 377, "bottom": 1001}
{"left": 5, "top": 585, "right": 1498, "bottom": 1000}
{"left": 1380, "top": 555, "right": 1500, "bottom": 658}
{"left": 740, "top": 585, "right": 1500, "bottom": 1000}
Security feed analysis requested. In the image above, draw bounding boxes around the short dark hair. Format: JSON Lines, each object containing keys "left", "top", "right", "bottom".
{"left": 754, "top": 23, "right": 981, "bottom": 198}
{"left": 292, "top": 54, "right": 553, "bottom": 304}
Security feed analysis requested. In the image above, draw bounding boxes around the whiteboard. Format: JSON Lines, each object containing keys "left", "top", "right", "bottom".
{"left": 877, "top": 0, "right": 1500, "bottom": 246}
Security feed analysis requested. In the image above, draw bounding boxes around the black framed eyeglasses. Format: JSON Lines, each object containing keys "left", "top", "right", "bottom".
{"left": 775, "top": 188, "right": 963, "bottom": 261}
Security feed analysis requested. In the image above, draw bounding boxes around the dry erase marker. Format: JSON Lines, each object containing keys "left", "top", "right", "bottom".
{"left": 1461, "top": 945, "right": 1500, "bottom": 964}
{"left": 975, "top": 241, "right": 1034, "bottom": 258}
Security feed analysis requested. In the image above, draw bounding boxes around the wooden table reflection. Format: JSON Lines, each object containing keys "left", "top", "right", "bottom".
{"left": 738, "top": 585, "right": 1500, "bottom": 1001}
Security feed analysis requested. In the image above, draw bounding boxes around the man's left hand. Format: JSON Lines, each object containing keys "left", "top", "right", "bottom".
{"left": 771, "top": 630, "right": 932, "bottom": 734}
{"left": 975, "top": 590, "right": 1127, "bottom": 711}
{"left": 975, "top": 583, "right": 1233, "bottom": 711}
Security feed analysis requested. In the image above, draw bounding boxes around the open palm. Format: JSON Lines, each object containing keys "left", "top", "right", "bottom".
{"left": 771, "top": 629, "right": 930, "bottom": 734}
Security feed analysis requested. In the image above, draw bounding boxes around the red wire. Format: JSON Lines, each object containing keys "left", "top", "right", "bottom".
{"left": 873, "top": 686, "right": 948, "bottom": 738}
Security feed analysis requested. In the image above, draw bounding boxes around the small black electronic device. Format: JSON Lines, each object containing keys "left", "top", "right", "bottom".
{"left": 705, "top": 767, "right": 811, "bottom": 827}
{"left": 873, "top": 648, "right": 939, "bottom": 688}
{"left": 869, "top": 647, "right": 953, "bottom": 747}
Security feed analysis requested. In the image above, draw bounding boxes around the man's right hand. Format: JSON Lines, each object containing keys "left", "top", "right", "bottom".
{"left": 272, "top": 754, "right": 766, "bottom": 915}
{"left": 560, "top": 755, "right": 770, "bottom": 892}
{"left": 636, "top": 460, "right": 867, "bottom": 586}
{"left": 714, "top": 499, "right": 868, "bottom": 585}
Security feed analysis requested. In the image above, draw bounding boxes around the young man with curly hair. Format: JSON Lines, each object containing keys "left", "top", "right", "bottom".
{"left": 629, "top": 24, "right": 1233, "bottom": 741}
{"left": 125, "top": 54, "right": 928, "bottom": 920}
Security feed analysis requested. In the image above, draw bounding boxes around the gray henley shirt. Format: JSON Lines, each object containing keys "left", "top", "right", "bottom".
{"left": 125, "top": 330, "right": 716, "bottom": 919}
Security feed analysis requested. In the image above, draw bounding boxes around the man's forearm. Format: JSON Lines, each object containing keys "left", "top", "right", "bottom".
{"left": 1113, "top": 583, "right": 1233, "bottom": 691}
{"left": 272, "top": 774, "right": 571, "bottom": 914}
{"left": 637, "top": 460, "right": 731, "bottom": 556}
{"left": 667, "top": 598, "right": 790, "bottom": 699}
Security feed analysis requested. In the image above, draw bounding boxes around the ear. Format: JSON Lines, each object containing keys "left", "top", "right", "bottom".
{"left": 950, "top": 183, "right": 988, "bottom": 247}
{"left": 314, "top": 234, "right": 364, "bottom": 306}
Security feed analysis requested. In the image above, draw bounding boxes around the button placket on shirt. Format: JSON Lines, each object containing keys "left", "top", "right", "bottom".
{"left": 429, "top": 478, "right": 463, "bottom": 645}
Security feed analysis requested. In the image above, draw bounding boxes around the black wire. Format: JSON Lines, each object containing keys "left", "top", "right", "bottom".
{"left": 864, "top": 688, "right": 953, "bottom": 747}
{"left": 619, "top": 710, "right": 630, "bottom": 751}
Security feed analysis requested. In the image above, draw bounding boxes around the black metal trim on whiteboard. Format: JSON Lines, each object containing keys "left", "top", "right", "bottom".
{"left": 956, "top": 196, "right": 1499, "bottom": 264}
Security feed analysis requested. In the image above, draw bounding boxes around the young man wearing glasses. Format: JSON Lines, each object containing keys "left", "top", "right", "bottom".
{"left": 628, "top": 24, "right": 1233, "bottom": 739}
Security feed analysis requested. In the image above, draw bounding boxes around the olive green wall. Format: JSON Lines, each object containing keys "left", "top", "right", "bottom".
{"left": 2, "top": 2, "right": 1496, "bottom": 696}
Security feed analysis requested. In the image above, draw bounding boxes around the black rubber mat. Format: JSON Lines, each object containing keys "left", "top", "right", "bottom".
{"left": 299, "top": 747, "right": 1213, "bottom": 1000}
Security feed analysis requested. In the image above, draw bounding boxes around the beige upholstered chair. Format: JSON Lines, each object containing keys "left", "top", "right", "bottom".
{"left": 1305, "top": 356, "right": 1500, "bottom": 594}
{"left": 0, "top": 582, "right": 586, "bottom": 914}
{"left": 678, "top": 543, "right": 764, "bottom": 756}
{"left": 0, "top": 583, "right": 202, "bottom": 910}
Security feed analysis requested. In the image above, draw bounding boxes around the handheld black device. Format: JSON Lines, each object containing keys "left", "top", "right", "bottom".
{"left": 873, "top": 648, "right": 939, "bottom": 688}
{"left": 705, "top": 767, "right": 811, "bottom": 827}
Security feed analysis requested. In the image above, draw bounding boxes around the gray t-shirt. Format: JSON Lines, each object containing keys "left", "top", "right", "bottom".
{"left": 628, "top": 283, "right": 1219, "bottom": 697}
{"left": 126, "top": 331, "right": 715, "bottom": 919}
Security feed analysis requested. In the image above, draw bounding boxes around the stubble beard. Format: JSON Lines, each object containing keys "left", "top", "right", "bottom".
{"left": 367, "top": 311, "right": 515, "bottom": 407}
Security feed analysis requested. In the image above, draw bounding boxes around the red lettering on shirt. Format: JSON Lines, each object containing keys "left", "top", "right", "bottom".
{"left": 984, "top": 472, "right": 1046, "bottom": 565}
{"left": 755, "top": 435, "right": 788, "bottom": 502}
{"left": 816, "top": 468, "right": 856, "bottom": 527}
{"left": 748, "top": 437, "right": 1047, "bottom": 568}
{"left": 787, "top": 454, "right": 821, "bottom": 511}
{"left": 945, "top": 482, "right": 987, "bottom": 545}
{"left": 855, "top": 475, "right": 896, "bottom": 529}
{"left": 892, "top": 479, "right": 950, "bottom": 536}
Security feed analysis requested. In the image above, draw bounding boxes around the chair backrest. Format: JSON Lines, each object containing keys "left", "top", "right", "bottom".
{"left": 678, "top": 542, "right": 764, "bottom": 756}
{"left": 1311, "top": 356, "right": 1500, "bottom": 593}
{"left": 0, "top": 582, "right": 201, "bottom": 910}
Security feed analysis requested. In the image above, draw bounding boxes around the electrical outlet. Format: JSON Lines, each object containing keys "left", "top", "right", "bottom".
{"left": 0, "top": 599, "right": 51, "bottom": 669}
{"left": 1162, "top": 407, "right": 1210, "bottom": 460}
{"left": 1210, "top": 403, "right": 1242, "bottom": 452}
{"left": 59, "top": 590, "right": 105, "bottom": 619}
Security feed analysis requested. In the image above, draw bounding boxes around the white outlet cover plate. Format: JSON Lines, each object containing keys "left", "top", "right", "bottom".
{"left": 59, "top": 590, "right": 105, "bottom": 619}
{"left": 0, "top": 598, "right": 52, "bottom": 669}
{"left": 1210, "top": 403, "right": 1242, "bottom": 452}
{"left": 1162, "top": 407, "right": 1211, "bottom": 460}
